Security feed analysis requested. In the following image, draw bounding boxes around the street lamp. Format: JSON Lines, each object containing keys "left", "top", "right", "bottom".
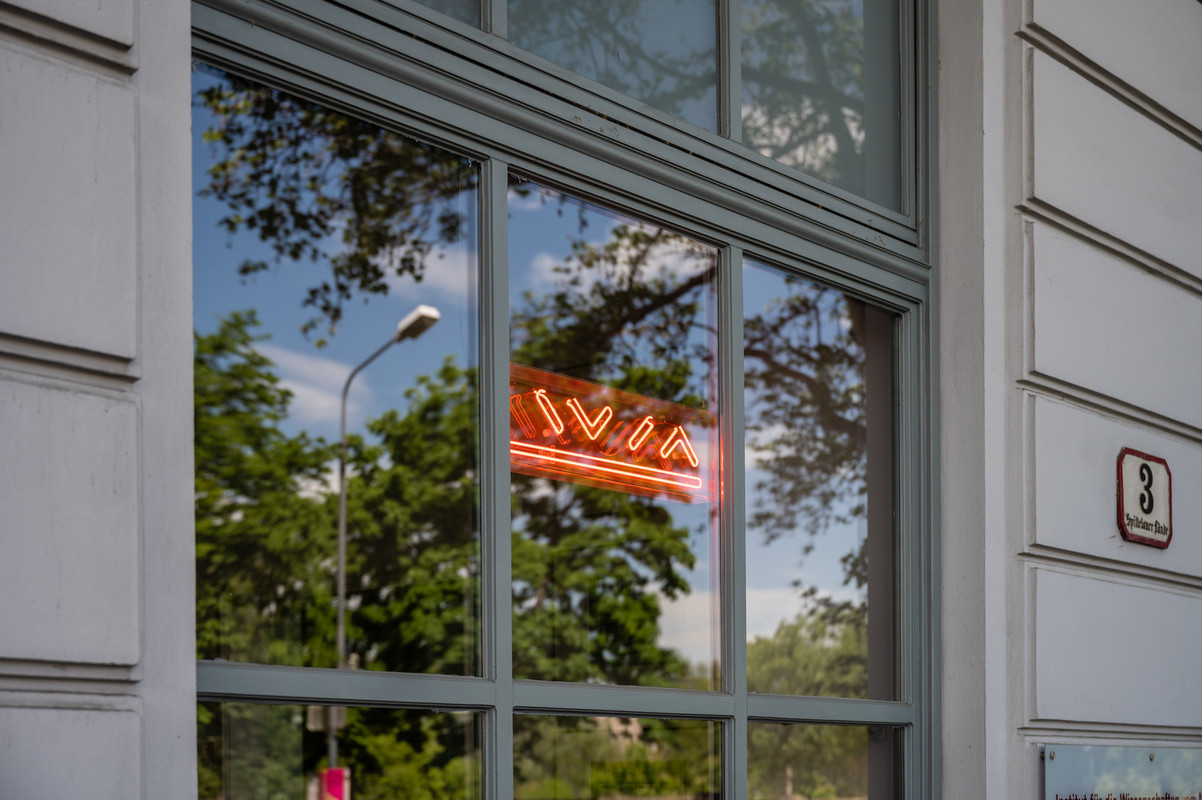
{"left": 329, "top": 304, "right": 440, "bottom": 768}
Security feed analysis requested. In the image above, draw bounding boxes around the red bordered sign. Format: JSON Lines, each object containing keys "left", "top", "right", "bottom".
{"left": 1116, "top": 447, "right": 1172, "bottom": 549}
{"left": 509, "top": 363, "right": 715, "bottom": 503}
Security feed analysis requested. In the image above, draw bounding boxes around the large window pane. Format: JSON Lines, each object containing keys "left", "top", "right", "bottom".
{"left": 418, "top": 0, "right": 479, "bottom": 26}
{"left": 508, "top": 180, "right": 720, "bottom": 690}
{"left": 741, "top": 0, "right": 902, "bottom": 208}
{"left": 743, "top": 262, "right": 896, "bottom": 699}
{"left": 508, "top": 0, "right": 718, "bottom": 131}
{"left": 748, "top": 723, "right": 901, "bottom": 800}
{"left": 198, "top": 702, "right": 483, "bottom": 800}
{"left": 193, "top": 66, "right": 481, "bottom": 676}
{"left": 515, "top": 715, "right": 722, "bottom": 800}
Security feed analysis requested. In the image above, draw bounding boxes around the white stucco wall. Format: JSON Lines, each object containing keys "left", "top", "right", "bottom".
{"left": 0, "top": 0, "right": 195, "bottom": 796}
{"left": 940, "top": 0, "right": 1202, "bottom": 796}
{"left": 1, "top": 0, "right": 1197, "bottom": 794}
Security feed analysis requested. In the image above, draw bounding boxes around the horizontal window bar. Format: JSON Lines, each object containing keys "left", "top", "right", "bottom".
{"left": 197, "top": 661, "right": 496, "bottom": 709}
{"left": 748, "top": 694, "right": 914, "bottom": 726}
{"left": 513, "top": 681, "right": 736, "bottom": 718}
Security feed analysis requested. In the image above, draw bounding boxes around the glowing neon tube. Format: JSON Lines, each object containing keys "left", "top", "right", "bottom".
{"left": 510, "top": 441, "right": 704, "bottom": 490}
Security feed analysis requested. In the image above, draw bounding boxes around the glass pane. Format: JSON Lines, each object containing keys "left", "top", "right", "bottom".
{"left": 508, "top": 0, "right": 718, "bottom": 131}
{"left": 418, "top": 0, "right": 479, "bottom": 26}
{"left": 198, "top": 702, "right": 483, "bottom": 800}
{"left": 743, "top": 262, "right": 896, "bottom": 699}
{"left": 741, "top": 0, "right": 903, "bottom": 209}
{"left": 509, "top": 180, "right": 720, "bottom": 690}
{"left": 748, "top": 723, "right": 901, "bottom": 800}
{"left": 193, "top": 66, "right": 481, "bottom": 676}
{"left": 515, "top": 715, "right": 722, "bottom": 800}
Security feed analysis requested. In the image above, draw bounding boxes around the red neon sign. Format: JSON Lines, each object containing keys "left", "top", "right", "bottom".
{"left": 510, "top": 363, "right": 714, "bottom": 503}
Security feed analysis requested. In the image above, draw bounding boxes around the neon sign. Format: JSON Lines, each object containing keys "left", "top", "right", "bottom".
{"left": 510, "top": 363, "right": 714, "bottom": 503}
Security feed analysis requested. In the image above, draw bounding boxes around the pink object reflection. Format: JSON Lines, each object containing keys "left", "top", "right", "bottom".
{"left": 320, "top": 767, "right": 348, "bottom": 800}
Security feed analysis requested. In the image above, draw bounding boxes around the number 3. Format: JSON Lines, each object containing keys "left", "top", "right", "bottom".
{"left": 1138, "top": 462, "right": 1155, "bottom": 514}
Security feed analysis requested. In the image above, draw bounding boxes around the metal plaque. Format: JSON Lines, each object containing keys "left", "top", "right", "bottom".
{"left": 1044, "top": 744, "right": 1202, "bottom": 800}
{"left": 1117, "top": 447, "right": 1172, "bottom": 549}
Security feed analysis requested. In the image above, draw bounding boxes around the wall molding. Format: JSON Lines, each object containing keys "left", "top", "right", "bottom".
{"left": 1019, "top": 201, "right": 1202, "bottom": 305}
{"left": 0, "top": 335, "right": 139, "bottom": 388}
{"left": 0, "top": 2, "right": 136, "bottom": 74}
{"left": 1019, "top": 723, "right": 1202, "bottom": 743}
{"left": 0, "top": 661, "right": 140, "bottom": 692}
{"left": 1019, "top": 23, "right": 1202, "bottom": 153}
{"left": 1021, "top": 549, "right": 1202, "bottom": 598}
{"left": 1018, "top": 377, "right": 1202, "bottom": 447}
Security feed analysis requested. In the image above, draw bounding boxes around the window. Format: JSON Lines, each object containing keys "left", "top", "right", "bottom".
{"left": 192, "top": 0, "right": 934, "bottom": 797}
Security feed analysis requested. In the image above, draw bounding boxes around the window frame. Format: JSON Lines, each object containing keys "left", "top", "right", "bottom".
{"left": 191, "top": 0, "right": 939, "bottom": 796}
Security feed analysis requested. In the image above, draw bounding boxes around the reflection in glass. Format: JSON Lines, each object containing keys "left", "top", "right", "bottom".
{"left": 515, "top": 715, "right": 722, "bottom": 800}
{"left": 748, "top": 723, "right": 900, "bottom": 800}
{"left": 198, "top": 702, "right": 482, "bottom": 800}
{"left": 741, "top": 0, "right": 901, "bottom": 208}
{"left": 509, "top": 180, "right": 720, "bottom": 690}
{"left": 508, "top": 0, "right": 718, "bottom": 130}
{"left": 192, "top": 66, "right": 481, "bottom": 676}
{"left": 743, "top": 262, "right": 895, "bottom": 699}
{"left": 417, "top": 0, "right": 479, "bottom": 26}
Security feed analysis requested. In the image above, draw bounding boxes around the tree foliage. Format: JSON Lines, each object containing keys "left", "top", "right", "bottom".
{"left": 194, "top": 311, "right": 336, "bottom": 666}
{"left": 746, "top": 614, "right": 873, "bottom": 800}
{"left": 197, "top": 74, "right": 476, "bottom": 338}
{"left": 193, "top": 51, "right": 884, "bottom": 794}
{"left": 502, "top": 0, "right": 878, "bottom": 194}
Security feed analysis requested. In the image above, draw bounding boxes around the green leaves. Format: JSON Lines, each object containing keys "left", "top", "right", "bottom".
{"left": 194, "top": 311, "right": 337, "bottom": 667}
{"left": 198, "top": 74, "right": 476, "bottom": 337}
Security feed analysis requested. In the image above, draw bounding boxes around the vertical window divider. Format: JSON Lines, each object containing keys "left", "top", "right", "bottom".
{"left": 720, "top": 0, "right": 741, "bottom": 142}
{"left": 481, "top": 157, "right": 514, "bottom": 800}
{"left": 719, "top": 245, "right": 747, "bottom": 799}
{"left": 895, "top": 0, "right": 918, "bottom": 218}
{"left": 483, "top": 0, "right": 506, "bottom": 40}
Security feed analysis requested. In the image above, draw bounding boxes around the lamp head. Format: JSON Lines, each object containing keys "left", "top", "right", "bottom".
{"left": 394, "top": 304, "right": 441, "bottom": 342}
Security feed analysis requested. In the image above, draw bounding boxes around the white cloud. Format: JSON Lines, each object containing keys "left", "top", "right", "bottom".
{"left": 521, "top": 230, "right": 711, "bottom": 301}
{"left": 744, "top": 422, "right": 789, "bottom": 469}
{"left": 260, "top": 343, "right": 352, "bottom": 390}
{"left": 657, "top": 589, "right": 720, "bottom": 667}
{"left": 259, "top": 343, "right": 371, "bottom": 425}
{"left": 528, "top": 251, "right": 562, "bottom": 286}
{"left": 745, "top": 587, "right": 807, "bottom": 640}
{"left": 508, "top": 186, "right": 555, "bottom": 212}
{"left": 745, "top": 585, "right": 861, "bottom": 642}
{"left": 384, "top": 243, "right": 476, "bottom": 301}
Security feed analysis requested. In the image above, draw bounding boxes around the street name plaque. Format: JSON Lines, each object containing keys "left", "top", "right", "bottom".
{"left": 1044, "top": 744, "right": 1202, "bottom": 800}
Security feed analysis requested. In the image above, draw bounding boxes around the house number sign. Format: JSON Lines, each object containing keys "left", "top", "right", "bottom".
{"left": 1116, "top": 447, "right": 1172, "bottom": 549}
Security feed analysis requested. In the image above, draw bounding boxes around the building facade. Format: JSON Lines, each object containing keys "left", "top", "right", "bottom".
{"left": 0, "top": 0, "right": 1199, "bottom": 796}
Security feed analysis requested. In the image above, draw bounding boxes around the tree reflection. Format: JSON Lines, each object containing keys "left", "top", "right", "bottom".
{"left": 507, "top": 192, "right": 718, "bottom": 687}
{"left": 508, "top": 0, "right": 718, "bottom": 129}
{"left": 741, "top": 0, "right": 879, "bottom": 196}
{"left": 504, "top": 0, "right": 894, "bottom": 201}
{"left": 194, "top": 68, "right": 881, "bottom": 796}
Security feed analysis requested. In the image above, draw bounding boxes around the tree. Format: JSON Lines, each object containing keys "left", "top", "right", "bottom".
{"left": 194, "top": 310, "right": 337, "bottom": 667}
{"left": 194, "top": 310, "right": 701, "bottom": 791}
{"left": 740, "top": 0, "right": 873, "bottom": 193}
{"left": 197, "top": 72, "right": 477, "bottom": 340}
{"left": 746, "top": 614, "right": 871, "bottom": 800}
{"left": 195, "top": 316, "right": 479, "bottom": 797}
{"left": 194, "top": 62, "right": 884, "bottom": 796}
{"left": 196, "top": 69, "right": 875, "bottom": 596}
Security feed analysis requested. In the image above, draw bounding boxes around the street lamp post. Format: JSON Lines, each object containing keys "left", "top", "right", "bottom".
{"left": 328, "top": 304, "right": 440, "bottom": 768}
